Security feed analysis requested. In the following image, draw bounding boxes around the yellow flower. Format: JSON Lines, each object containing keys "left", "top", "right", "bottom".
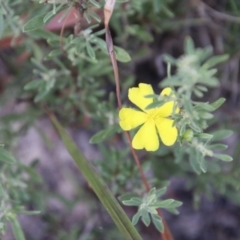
{"left": 119, "top": 83, "right": 179, "bottom": 151}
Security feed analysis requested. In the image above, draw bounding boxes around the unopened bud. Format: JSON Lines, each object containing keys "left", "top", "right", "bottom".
{"left": 183, "top": 129, "right": 194, "bottom": 142}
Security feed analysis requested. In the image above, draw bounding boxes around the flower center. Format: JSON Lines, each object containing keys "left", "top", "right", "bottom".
{"left": 146, "top": 109, "right": 161, "bottom": 122}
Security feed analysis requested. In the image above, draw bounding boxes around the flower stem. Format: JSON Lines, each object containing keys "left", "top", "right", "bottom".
{"left": 104, "top": 3, "right": 174, "bottom": 240}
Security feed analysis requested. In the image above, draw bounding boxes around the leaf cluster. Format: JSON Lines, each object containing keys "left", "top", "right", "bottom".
{"left": 122, "top": 187, "right": 182, "bottom": 232}
{"left": 0, "top": 148, "right": 41, "bottom": 239}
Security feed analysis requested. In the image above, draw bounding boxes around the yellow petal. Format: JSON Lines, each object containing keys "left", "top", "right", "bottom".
{"left": 119, "top": 108, "right": 147, "bottom": 131}
{"left": 160, "top": 87, "right": 172, "bottom": 96}
{"left": 156, "top": 88, "right": 179, "bottom": 117}
{"left": 132, "top": 120, "right": 159, "bottom": 151}
{"left": 128, "top": 83, "right": 154, "bottom": 112}
{"left": 156, "top": 118, "right": 178, "bottom": 146}
{"left": 156, "top": 101, "right": 176, "bottom": 117}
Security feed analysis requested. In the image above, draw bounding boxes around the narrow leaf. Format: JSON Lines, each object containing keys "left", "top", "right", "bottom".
{"left": 23, "top": 13, "right": 46, "bottom": 32}
{"left": 208, "top": 144, "right": 228, "bottom": 150}
{"left": 48, "top": 111, "right": 142, "bottom": 240}
{"left": 0, "top": 13, "right": 5, "bottom": 38}
{"left": 122, "top": 197, "right": 142, "bottom": 206}
{"left": 88, "top": 11, "right": 102, "bottom": 23}
{"left": 210, "top": 98, "right": 226, "bottom": 111}
{"left": 89, "top": 0, "right": 101, "bottom": 8}
{"left": 211, "top": 130, "right": 233, "bottom": 141}
{"left": 0, "top": 148, "right": 16, "bottom": 164}
{"left": 151, "top": 214, "right": 164, "bottom": 233}
{"left": 150, "top": 199, "right": 174, "bottom": 208}
{"left": 24, "top": 80, "right": 42, "bottom": 90}
{"left": 114, "top": 46, "right": 131, "bottom": 62}
{"left": 90, "top": 126, "right": 119, "bottom": 144}
{"left": 132, "top": 211, "right": 142, "bottom": 225}
{"left": 10, "top": 218, "right": 26, "bottom": 240}
{"left": 48, "top": 49, "right": 62, "bottom": 57}
{"left": 141, "top": 210, "right": 151, "bottom": 226}
{"left": 184, "top": 37, "right": 195, "bottom": 54}
{"left": 202, "top": 54, "right": 229, "bottom": 70}
{"left": 214, "top": 154, "right": 233, "bottom": 162}
{"left": 86, "top": 41, "right": 96, "bottom": 59}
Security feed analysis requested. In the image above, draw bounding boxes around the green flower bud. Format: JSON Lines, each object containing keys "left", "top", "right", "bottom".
{"left": 183, "top": 129, "right": 194, "bottom": 142}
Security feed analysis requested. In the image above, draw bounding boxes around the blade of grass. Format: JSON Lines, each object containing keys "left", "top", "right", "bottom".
{"left": 47, "top": 110, "right": 142, "bottom": 240}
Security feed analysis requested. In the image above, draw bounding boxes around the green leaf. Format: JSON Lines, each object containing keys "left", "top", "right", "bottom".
{"left": 165, "top": 208, "right": 180, "bottom": 215}
{"left": 162, "top": 5, "right": 174, "bottom": 18}
{"left": 0, "top": 182, "right": 5, "bottom": 197}
{"left": 114, "top": 46, "right": 131, "bottom": 62}
{"left": 86, "top": 41, "right": 96, "bottom": 59}
{"left": 148, "top": 187, "right": 156, "bottom": 196}
{"left": 48, "top": 49, "right": 62, "bottom": 57}
{"left": 15, "top": 210, "right": 40, "bottom": 215}
{"left": 198, "top": 111, "right": 214, "bottom": 119}
{"left": 141, "top": 210, "right": 151, "bottom": 226}
{"left": 118, "top": 193, "right": 139, "bottom": 202}
{"left": 202, "top": 54, "right": 229, "bottom": 70}
{"left": 214, "top": 154, "right": 233, "bottom": 162}
{"left": 193, "top": 88, "right": 204, "bottom": 98}
{"left": 151, "top": 214, "right": 164, "bottom": 233}
{"left": 132, "top": 211, "right": 142, "bottom": 225}
{"left": 184, "top": 36, "right": 195, "bottom": 54}
{"left": 179, "top": 124, "right": 186, "bottom": 137}
{"left": 23, "top": 13, "right": 46, "bottom": 32}
{"left": 207, "top": 161, "right": 221, "bottom": 173}
{"left": 199, "top": 157, "right": 207, "bottom": 173}
{"left": 0, "top": 148, "right": 16, "bottom": 164}
{"left": 34, "top": 90, "right": 49, "bottom": 102}
{"left": 150, "top": 199, "right": 173, "bottom": 208}
{"left": 43, "top": 4, "right": 63, "bottom": 23}
{"left": 10, "top": 218, "right": 26, "bottom": 240}
{"left": 196, "top": 133, "right": 213, "bottom": 140}
{"left": 151, "top": 199, "right": 182, "bottom": 209}
{"left": 196, "top": 85, "right": 208, "bottom": 92}
{"left": 0, "top": 13, "right": 4, "bottom": 38}
{"left": 89, "top": 0, "right": 101, "bottom": 7}
{"left": 202, "top": 77, "right": 219, "bottom": 87}
{"left": 156, "top": 187, "right": 167, "bottom": 198}
{"left": 168, "top": 200, "right": 183, "bottom": 208}
{"left": 33, "top": 29, "right": 59, "bottom": 40}
{"left": 95, "top": 37, "right": 108, "bottom": 52}
{"left": 194, "top": 102, "right": 215, "bottom": 112}
{"left": 88, "top": 11, "right": 102, "bottom": 23}
{"left": 90, "top": 126, "right": 119, "bottom": 144}
{"left": 210, "top": 98, "right": 226, "bottom": 111}
{"left": 84, "top": 12, "right": 91, "bottom": 24}
{"left": 208, "top": 144, "right": 228, "bottom": 150}
{"left": 46, "top": 79, "right": 56, "bottom": 91}
{"left": 162, "top": 54, "right": 177, "bottom": 65}
{"left": 48, "top": 112, "right": 142, "bottom": 240}
{"left": 153, "top": 0, "right": 161, "bottom": 12}
{"left": 122, "top": 197, "right": 142, "bottom": 206}
{"left": 189, "top": 121, "right": 202, "bottom": 133}
{"left": 211, "top": 130, "right": 233, "bottom": 141}
{"left": 189, "top": 155, "right": 201, "bottom": 174}
{"left": 24, "top": 80, "right": 42, "bottom": 90}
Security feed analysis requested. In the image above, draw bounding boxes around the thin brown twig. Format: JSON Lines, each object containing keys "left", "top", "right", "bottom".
{"left": 60, "top": 7, "right": 74, "bottom": 51}
{"left": 201, "top": 2, "right": 240, "bottom": 23}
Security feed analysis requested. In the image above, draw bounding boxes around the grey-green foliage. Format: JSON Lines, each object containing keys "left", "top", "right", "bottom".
{"left": 0, "top": 0, "right": 238, "bottom": 238}
{"left": 98, "top": 145, "right": 140, "bottom": 195}
{"left": 143, "top": 37, "right": 232, "bottom": 174}
{"left": 20, "top": 0, "right": 131, "bottom": 126}
{"left": 0, "top": 149, "right": 41, "bottom": 239}
{"left": 122, "top": 187, "right": 182, "bottom": 233}
{"left": 0, "top": 0, "right": 22, "bottom": 37}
